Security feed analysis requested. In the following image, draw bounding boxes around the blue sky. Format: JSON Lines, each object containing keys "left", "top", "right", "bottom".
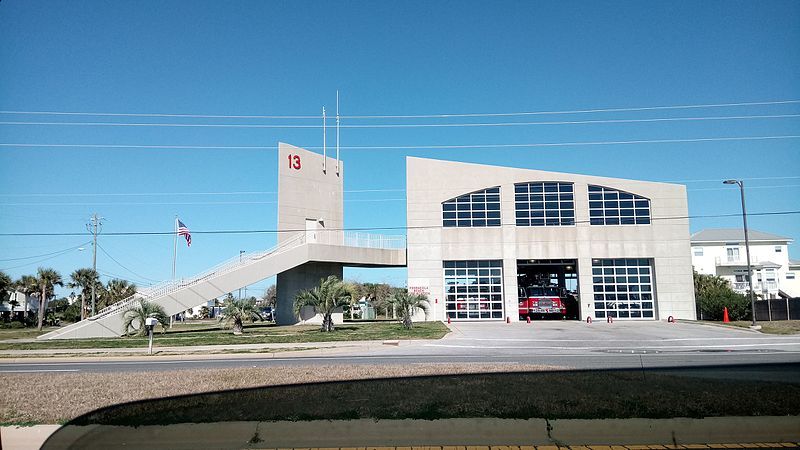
{"left": 1, "top": 0, "right": 798, "bottom": 297}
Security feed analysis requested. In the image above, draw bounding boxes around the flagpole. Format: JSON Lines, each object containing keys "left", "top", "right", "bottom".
{"left": 172, "top": 215, "right": 178, "bottom": 279}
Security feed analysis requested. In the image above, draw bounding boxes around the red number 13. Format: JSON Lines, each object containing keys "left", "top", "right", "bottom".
{"left": 288, "top": 154, "right": 301, "bottom": 170}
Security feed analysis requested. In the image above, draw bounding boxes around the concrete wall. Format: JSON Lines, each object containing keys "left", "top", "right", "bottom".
{"left": 406, "top": 156, "right": 696, "bottom": 321}
{"left": 278, "top": 142, "right": 344, "bottom": 245}
{"left": 276, "top": 143, "right": 346, "bottom": 324}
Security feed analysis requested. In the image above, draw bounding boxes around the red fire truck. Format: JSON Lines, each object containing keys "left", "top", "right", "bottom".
{"left": 518, "top": 285, "right": 567, "bottom": 320}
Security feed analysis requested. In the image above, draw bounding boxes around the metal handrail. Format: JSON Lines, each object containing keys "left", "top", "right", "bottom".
{"left": 88, "top": 233, "right": 306, "bottom": 320}
{"left": 86, "top": 230, "right": 406, "bottom": 321}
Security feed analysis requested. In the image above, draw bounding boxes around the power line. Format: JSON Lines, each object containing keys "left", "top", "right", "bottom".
{"left": 97, "top": 269, "right": 153, "bottom": 287}
{"left": 3, "top": 134, "right": 799, "bottom": 152}
{"left": 2, "top": 99, "right": 799, "bottom": 119}
{"left": 96, "top": 243, "right": 159, "bottom": 282}
{"left": 0, "top": 242, "right": 89, "bottom": 262}
{"left": 0, "top": 188, "right": 405, "bottom": 197}
{"left": 1, "top": 179, "right": 799, "bottom": 200}
{"left": 343, "top": 99, "right": 800, "bottom": 119}
{"left": 0, "top": 209, "right": 796, "bottom": 237}
{"left": 1, "top": 113, "right": 798, "bottom": 129}
{"left": 4, "top": 183, "right": 800, "bottom": 207}
{"left": 0, "top": 242, "right": 91, "bottom": 270}
{"left": 0, "top": 198, "right": 408, "bottom": 206}
{"left": 689, "top": 184, "right": 800, "bottom": 192}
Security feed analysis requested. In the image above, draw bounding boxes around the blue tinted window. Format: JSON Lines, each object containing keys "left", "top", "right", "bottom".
{"left": 588, "top": 185, "right": 651, "bottom": 226}
{"left": 442, "top": 187, "right": 502, "bottom": 227}
{"left": 513, "top": 182, "right": 575, "bottom": 227}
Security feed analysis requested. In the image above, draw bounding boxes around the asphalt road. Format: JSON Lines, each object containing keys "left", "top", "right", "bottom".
{"left": 2, "top": 321, "right": 800, "bottom": 375}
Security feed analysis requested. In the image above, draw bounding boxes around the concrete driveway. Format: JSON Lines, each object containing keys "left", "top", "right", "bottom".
{"left": 440, "top": 320, "right": 800, "bottom": 351}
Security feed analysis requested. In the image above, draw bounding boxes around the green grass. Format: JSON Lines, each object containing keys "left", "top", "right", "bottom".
{"left": 725, "top": 320, "right": 800, "bottom": 334}
{"left": 0, "top": 321, "right": 449, "bottom": 350}
{"left": 0, "top": 327, "right": 55, "bottom": 340}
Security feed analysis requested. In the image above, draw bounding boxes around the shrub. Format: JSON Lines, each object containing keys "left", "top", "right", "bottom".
{"left": 697, "top": 285, "right": 751, "bottom": 321}
{"left": 60, "top": 302, "right": 82, "bottom": 323}
{"left": 1, "top": 321, "right": 25, "bottom": 329}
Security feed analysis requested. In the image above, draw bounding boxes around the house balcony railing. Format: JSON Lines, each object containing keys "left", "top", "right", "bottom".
{"left": 762, "top": 281, "right": 779, "bottom": 291}
{"left": 732, "top": 281, "right": 760, "bottom": 291}
{"left": 715, "top": 256, "right": 746, "bottom": 266}
{"left": 732, "top": 281, "right": 779, "bottom": 292}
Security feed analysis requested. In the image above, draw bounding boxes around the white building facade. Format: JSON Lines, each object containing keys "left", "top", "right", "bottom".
{"left": 691, "top": 229, "right": 798, "bottom": 299}
{"left": 406, "top": 157, "right": 696, "bottom": 322}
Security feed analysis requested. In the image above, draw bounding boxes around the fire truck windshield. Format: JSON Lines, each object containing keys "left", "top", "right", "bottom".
{"left": 526, "top": 286, "right": 560, "bottom": 297}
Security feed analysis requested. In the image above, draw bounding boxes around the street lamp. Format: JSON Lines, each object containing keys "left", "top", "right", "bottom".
{"left": 723, "top": 179, "right": 757, "bottom": 327}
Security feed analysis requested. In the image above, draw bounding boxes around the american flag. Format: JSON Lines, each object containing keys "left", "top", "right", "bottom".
{"left": 177, "top": 220, "right": 191, "bottom": 247}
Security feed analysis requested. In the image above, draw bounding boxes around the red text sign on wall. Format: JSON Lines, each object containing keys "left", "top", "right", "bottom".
{"left": 287, "top": 154, "right": 301, "bottom": 170}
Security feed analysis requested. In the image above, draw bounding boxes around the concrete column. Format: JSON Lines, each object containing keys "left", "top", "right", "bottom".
{"left": 276, "top": 262, "right": 344, "bottom": 325}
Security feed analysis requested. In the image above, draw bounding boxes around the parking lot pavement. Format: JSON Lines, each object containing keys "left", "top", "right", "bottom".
{"left": 437, "top": 320, "right": 800, "bottom": 352}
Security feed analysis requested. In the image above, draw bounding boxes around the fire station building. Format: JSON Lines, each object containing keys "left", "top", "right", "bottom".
{"left": 405, "top": 156, "right": 696, "bottom": 322}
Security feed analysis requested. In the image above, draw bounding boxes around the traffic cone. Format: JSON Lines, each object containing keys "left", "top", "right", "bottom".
{"left": 723, "top": 307, "right": 730, "bottom": 323}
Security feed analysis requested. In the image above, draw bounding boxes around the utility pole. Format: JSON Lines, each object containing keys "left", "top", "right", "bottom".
{"left": 86, "top": 213, "right": 103, "bottom": 316}
{"left": 723, "top": 180, "right": 757, "bottom": 327}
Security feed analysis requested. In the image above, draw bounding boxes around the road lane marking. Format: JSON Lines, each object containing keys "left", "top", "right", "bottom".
{"left": 449, "top": 337, "right": 800, "bottom": 342}
{"left": 425, "top": 342, "right": 800, "bottom": 350}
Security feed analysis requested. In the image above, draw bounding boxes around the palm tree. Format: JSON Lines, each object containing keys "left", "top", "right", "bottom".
{"left": 390, "top": 289, "right": 429, "bottom": 329}
{"left": 35, "top": 267, "right": 63, "bottom": 331}
{"left": 294, "top": 275, "right": 351, "bottom": 332}
{"left": 0, "top": 271, "right": 12, "bottom": 320}
{"left": 15, "top": 275, "right": 39, "bottom": 324}
{"left": 103, "top": 279, "right": 137, "bottom": 309}
{"left": 218, "top": 298, "right": 263, "bottom": 334}
{"left": 122, "top": 299, "right": 169, "bottom": 336}
{"left": 68, "top": 268, "right": 99, "bottom": 320}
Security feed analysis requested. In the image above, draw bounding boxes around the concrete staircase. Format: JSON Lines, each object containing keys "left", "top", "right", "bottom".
{"left": 39, "top": 232, "right": 406, "bottom": 340}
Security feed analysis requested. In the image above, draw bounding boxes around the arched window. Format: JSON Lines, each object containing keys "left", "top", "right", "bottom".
{"left": 442, "top": 187, "right": 501, "bottom": 227}
{"left": 588, "top": 185, "right": 651, "bottom": 225}
{"left": 514, "top": 182, "right": 575, "bottom": 226}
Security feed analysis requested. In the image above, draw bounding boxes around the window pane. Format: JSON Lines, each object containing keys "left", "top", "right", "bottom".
{"left": 442, "top": 187, "right": 502, "bottom": 228}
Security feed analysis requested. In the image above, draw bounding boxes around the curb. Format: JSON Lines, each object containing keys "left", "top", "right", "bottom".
{"left": 34, "top": 416, "right": 800, "bottom": 449}
{"left": 678, "top": 319, "right": 763, "bottom": 334}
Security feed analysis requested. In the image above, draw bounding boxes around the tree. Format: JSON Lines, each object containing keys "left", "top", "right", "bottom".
{"left": 344, "top": 281, "right": 367, "bottom": 319}
{"left": 294, "top": 275, "right": 351, "bottom": 332}
{"left": 694, "top": 271, "right": 752, "bottom": 321}
{"left": 218, "top": 298, "right": 263, "bottom": 334}
{"left": 0, "top": 270, "right": 11, "bottom": 306}
{"left": 68, "top": 268, "right": 100, "bottom": 320}
{"left": 198, "top": 306, "right": 210, "bottom": 319}
{"left": 262, "top": 285, "right": 277, "bottom": 307}
{"left": 1, "top": 271, "right": 13, "bottom": 320}
{"left": 362, "top": 283, "right": 392, "bottom": 318}
{"left": 35, "top": 267, "right": 63, "bottom": 331}
{"left": 102, "top": 279, "right": 137, "bottom": 309}
{"left": 390, "top": 289, "right": 429, "bottom": 329}
{"left": 15, "top": 275, "right": 39, "bottom": 325}
{"left": 122, "top": 299, "right": 169, "bottom": 336}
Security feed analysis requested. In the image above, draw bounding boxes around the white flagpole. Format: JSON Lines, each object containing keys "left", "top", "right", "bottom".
{"left": 172, "top": 215, "right": 178, "bottom": 279}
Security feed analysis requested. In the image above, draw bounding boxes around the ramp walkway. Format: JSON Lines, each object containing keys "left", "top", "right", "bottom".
{"left": 39, "top": 232, "right": 406, "bottom": 340}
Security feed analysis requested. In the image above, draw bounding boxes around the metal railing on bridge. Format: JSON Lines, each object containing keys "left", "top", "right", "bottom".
{"left": 87, "top": 231, "right": 405, "bottom": 321}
